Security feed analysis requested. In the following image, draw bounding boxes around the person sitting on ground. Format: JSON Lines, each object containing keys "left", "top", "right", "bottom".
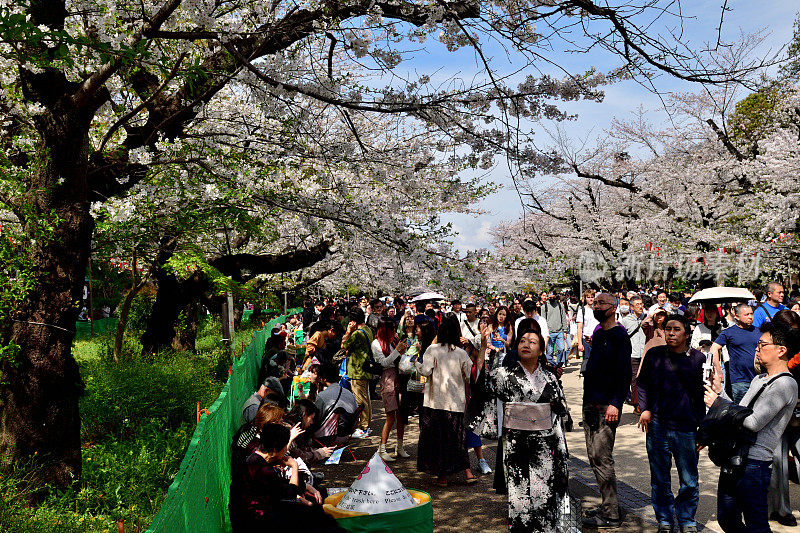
{"left": 258, "top": 329, "right": 287, "bottom": 385}
{"left": 314, "top": 363, "right": 359, "bottom": 445}
{"left": 300, "top": 363, "right": 322, "bottom": 402}
{"left": 284, "top": 399, "right": 334, "bottom": 464}
{"left": 228, "top": 423, "right": 343, "bottom": 533}
{"left": 242, "top": 376, "right": 287, "bottom": 424}
{"left": 231, "top": 403, "right": 286, "bottom": 478}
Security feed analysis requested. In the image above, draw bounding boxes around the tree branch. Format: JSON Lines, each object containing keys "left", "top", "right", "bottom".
{"left": 209, "top": 239, "right": 332, "bottom": 282}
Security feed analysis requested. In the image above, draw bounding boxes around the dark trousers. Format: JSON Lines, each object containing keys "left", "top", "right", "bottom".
{"left": 630, "top": 358, "right": 641, "bottom": 407}
{"left": 583, "top": 404, "right": 620, "bottom": 519}
{"left": 717, "top": 459, "right": 772, "bottom": 533}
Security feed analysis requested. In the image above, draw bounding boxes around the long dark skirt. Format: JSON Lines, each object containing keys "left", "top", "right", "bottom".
{"left": 417, "top": 407, "right": 470, "bottom": 476}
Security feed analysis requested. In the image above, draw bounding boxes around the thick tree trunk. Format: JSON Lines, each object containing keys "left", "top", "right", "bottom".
{"left": 172, "top": 300, "right": 199, "bottom": 353}
{"left": 113, "top": 285, "right": 143, "bottom": 362}
{"left": 141, "top": 269, "right": 207, "bottom": 355}
{"left": 0, "top": 113, "right": 92, "bottom": 487}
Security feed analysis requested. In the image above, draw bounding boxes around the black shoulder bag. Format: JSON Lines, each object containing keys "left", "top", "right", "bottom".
{"left": 709, "top": 373, "right": 792, "bottom": 481}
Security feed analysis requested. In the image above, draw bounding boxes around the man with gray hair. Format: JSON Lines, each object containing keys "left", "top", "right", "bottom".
{"left": 710, "top": 303, "right": 760, "bottom": 404}
{"left": 620, "top": 295, "right": 647, "bottom": 411}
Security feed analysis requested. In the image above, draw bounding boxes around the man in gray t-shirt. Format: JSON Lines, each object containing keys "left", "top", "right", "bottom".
{"left": 704, "top": 321, "right": 799, "bottom": 532}
{"left": 542, "top": 291, "right": 568, "bottom": 367}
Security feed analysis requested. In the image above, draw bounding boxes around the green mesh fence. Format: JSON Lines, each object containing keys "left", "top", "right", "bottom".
{"left": 147, "top": 308, "right": 303, "bottom": 533}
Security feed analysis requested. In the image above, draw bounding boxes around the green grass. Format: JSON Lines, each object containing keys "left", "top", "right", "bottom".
{"left": 0, "top": 317, "right": 265, "bottom": 532}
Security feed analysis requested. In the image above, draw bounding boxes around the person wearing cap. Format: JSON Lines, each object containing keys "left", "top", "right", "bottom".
{"left": 242, "top": 377, "right": 286, "bottom": 425}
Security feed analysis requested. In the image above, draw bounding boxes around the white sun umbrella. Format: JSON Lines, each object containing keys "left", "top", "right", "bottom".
{"left": 410, "top": 292, "right": 446, "bottom": 302}
{"left": 688, "top": 287, "right": 756, "bottom": 304}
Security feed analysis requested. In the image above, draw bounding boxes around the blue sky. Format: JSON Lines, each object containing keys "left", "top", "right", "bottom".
{"left": 436, "top": 1, "right": 799, "bottom": 252}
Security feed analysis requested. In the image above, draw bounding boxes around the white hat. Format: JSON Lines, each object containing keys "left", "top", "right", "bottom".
{"left": 336, "top": 453, "right": 416, "bottom": 514}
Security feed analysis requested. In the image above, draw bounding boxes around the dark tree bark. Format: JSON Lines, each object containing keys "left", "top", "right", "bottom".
{"left": 140, "top": 242, "right": 331, "bottom": 354}
{"left": 0, "top": 89, "right": 95, "bottom": 487}
{"left": 140, "top": 267, "right": 208, "bottom": 355}
{"left": 172, "top": 300, "right": 199, "bottom": 353}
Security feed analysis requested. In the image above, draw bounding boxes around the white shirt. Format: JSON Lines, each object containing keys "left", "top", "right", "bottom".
{"left": 515, "top": 314, "right": 549, "bottom": 341}
{"left": 576, "top": 306, "right": 599, "bottom": 338}
{"left": 459, "top": 316, "right": 481, "bottom": 349}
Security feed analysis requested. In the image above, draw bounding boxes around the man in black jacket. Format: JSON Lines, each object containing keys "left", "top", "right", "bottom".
{"left": 637, "top": 314, "right": 705, "bottom": 533}
{"left": 582, "top": 293, "right": 632, "bottom": 529}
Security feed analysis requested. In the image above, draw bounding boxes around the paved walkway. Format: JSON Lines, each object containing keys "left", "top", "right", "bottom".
{"left": 317, "top": 361, "right": 800, "bottom": 531}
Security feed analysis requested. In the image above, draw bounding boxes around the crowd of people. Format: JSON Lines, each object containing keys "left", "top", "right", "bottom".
{"left": 228, "top": 282, "right": 800, "bottom": 533}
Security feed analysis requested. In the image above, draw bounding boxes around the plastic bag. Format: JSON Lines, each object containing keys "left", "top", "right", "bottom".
{"left": 398, "top": 353, "right": 415, "bottom": 375}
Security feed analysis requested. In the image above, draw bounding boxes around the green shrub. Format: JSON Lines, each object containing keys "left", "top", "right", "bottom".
{"left": 126, "top": 286, "right": 157, "bottom": 332}
{"left": 0, "top": 419, "right": 193, "bottom": 532}
{"left": 79, "top": 352, "right": 221, "bottom": 443}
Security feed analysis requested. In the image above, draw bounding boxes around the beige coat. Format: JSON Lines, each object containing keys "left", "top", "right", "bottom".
{"left": 415, "top": 343, "right": 471, "bottom": 413}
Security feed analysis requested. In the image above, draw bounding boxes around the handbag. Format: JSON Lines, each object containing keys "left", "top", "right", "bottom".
{"left": 332, "top": 348, "right": 348, "bottom": 365}
{"left": 406, "top": 370, "right": 425, "bottom": 393}
{"left": 362, "top": 357, "right": 383, "bottom": 375}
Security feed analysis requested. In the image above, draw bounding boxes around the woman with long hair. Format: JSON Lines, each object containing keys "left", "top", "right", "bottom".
{"left": 691, "top": 303, "right": 726, "bottom": 349}
{"left": 415, "top": 314, "right": 476, "bottom": 486}
{"left": 490, "top": 305, "right": 514, "bottom": 357}
{"left": 284, "top": 399, "right": 333, "bottom": 464}
{"left": 371, "top": 317, "right": 409, "bottom": 461}
{"left": 470, "top": 324, "right": 569, "bottom": 532}
{"left": 642, "top": 308, "right": 668, "bottom": 355}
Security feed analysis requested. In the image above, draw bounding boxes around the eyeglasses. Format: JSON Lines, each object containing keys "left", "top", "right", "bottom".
{"left": 755, "top": 341, "right": 776, "bottom": 351}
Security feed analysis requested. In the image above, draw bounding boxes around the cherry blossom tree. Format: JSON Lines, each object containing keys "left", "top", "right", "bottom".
{"left": 0, "top": 0, "right": 766, "bottom": 485}
{"left": 496, "top": 83, "right": 800, "bottom": 289}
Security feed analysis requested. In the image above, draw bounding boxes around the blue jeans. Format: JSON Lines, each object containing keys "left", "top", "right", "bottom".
{"left": 730, "top": 382, "right": 750, "bottom": 405}
{"left": 645, "top": 420, "right": 699, "bottom": 528}
{"left": 717, "top": 459, "right": 772, "bottom": 533}
{"left": 546, "top": 332, "right": 566, "bottom": 366}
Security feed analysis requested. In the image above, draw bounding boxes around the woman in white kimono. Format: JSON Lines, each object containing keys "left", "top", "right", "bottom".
{"left": 470, "top": 322, "right": 570, "bottom": 533}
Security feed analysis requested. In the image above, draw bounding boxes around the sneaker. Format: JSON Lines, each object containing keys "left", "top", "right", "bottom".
{"left": 582, "top": 515, "right": 622, "bottom": 529}
{"left": 657, "top": 524, "right": 673, "bottom": 533}
{"left": 379, "top": 449, "right": 396, "bottom": 462}
{"left": 395, "top": 445, "right": 410, "bottom": 458}
{"left": 351, "top": 429, "right": 368, "bottom": 439}
{"left": 478, "top": 458, "right": 493, "bottom": 474}
{"left": 680, "top": 526, "right": 697, "bottom": 533}
{"left": 770, "top": 512, "right": 797, "bottom": 527}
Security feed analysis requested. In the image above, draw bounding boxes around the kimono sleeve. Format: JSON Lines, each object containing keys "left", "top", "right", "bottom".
{"left": 467, "top": 367, "right": 501, "bottom": 439}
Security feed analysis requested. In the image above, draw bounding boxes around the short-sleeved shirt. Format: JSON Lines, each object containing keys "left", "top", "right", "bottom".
{"left": 753, "top": 302, "right": 787, "bottom": 329}
{"left": 576, "top": 306, "right": 599, "bottom": 338}
{"left": 714, "top": 324, "right": 760, "bottom": 384}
